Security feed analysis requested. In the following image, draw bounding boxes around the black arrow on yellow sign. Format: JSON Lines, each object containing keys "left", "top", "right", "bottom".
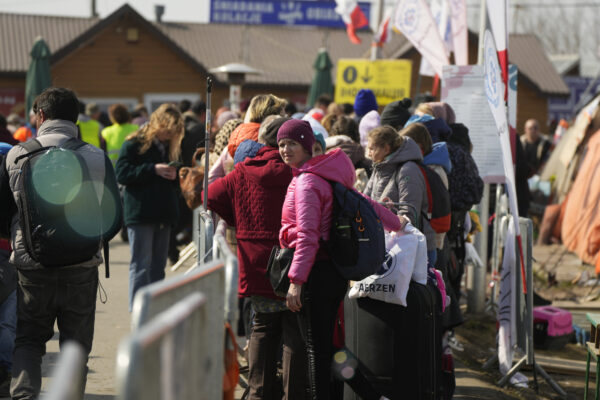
{"left": 361, "top": 66, "right": 373, "bottom": 83}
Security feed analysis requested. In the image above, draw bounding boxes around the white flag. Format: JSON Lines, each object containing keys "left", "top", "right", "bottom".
{"left": 419, "top": 0, "right": 452, "bottom": 77}
{"left": 374, "top": 8, "right": 394, "bottom": 46}
{"left": 393, "top": 0, "right": 449, "bottom": 77}
{"left": 484, "top": 30, "right": 519, "bottom": 237}
{"left": 487, "top": 0, "right": 509, "bottom": 96}
{"left": 447, "top": 0, "right": 468, "bottom": 65}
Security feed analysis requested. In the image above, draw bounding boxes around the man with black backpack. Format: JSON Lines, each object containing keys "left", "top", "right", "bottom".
{"left": 0, "top": 87, "right": 122, "bottom": 400}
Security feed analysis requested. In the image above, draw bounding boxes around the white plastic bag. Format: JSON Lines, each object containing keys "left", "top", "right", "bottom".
{"left": 348, "top": 224, "right": 428, "bottom": 306}
{"left": 406, "top": 223, "right": 428, "bottom": 284}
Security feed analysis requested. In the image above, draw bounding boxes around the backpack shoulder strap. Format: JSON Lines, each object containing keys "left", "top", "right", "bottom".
{"left": 14, "top": 139, "right": 49, "bottom": 163}
{"left": 18, "top": 138, "right": 42, "bottom": 153}
{"left": 60, "top": 137, "right": 87, "bottom": 151}
{"left": 417, "top": 164, "right": 433, "bottom": 214}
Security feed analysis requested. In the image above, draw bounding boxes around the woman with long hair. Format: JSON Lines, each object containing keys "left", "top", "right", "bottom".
{"left": 115, "top": 103, "right": 184, "bottom": 310}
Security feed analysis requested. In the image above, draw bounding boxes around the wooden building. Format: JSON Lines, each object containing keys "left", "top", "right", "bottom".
{"left": 0, "top": 4, "right": 391, "bottom": 115}
{"left": 0, "top": 3, "right": 568, "bottom": 133}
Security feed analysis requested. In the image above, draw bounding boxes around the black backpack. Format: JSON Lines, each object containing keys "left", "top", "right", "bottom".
{"left": 14, "top": 138, "right": 122, "bottom": 276}
{"left": 326, "top": 181, "right": 387, "bottom": 281}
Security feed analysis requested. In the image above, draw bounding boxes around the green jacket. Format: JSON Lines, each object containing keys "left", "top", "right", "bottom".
{"left": 115, "top": 139, "right": 179, "bottom": 227}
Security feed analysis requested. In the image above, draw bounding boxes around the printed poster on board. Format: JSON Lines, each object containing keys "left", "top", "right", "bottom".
{"left": 441, "top": 65, "right": 504, "bottom": 183}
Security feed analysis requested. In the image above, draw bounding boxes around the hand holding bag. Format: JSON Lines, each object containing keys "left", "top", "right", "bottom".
{"left": 266, "top": 246, "right": 295, "bottom": 298}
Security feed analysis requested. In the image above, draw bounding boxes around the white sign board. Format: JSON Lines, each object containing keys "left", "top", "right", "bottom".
{"left": 441, "top": 65, "right": 505, "bottom": 183}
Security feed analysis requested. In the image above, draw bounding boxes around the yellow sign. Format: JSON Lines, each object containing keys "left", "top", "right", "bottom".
{"left": 334, "top": 59, "right": 413, "bottom": 106}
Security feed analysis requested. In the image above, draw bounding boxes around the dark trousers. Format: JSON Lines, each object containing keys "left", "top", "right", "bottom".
{"left": 248, "top": 310, "right": 298, "bottom": 399}
{"left": 10, "top": 267, "right": 98, "bottom": 400}
{"left": 282, "top": 260, "right": 347, "bottom": 400}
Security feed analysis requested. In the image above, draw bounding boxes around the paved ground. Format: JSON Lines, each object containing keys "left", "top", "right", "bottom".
{"left": 40, "top": 239, "right": 133, "bottom": 399}
{"left": 2, "top": 238, "right": 595, "bottom": 399}
{"left": 1, "top": 237, "right": 185, "bottom": 400}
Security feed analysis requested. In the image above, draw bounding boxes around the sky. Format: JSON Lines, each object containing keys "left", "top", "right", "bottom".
{"left": 0, "top": 0, "right": 211, "bottom": 23}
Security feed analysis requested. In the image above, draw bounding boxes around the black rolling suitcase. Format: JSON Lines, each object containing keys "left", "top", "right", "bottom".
{"left": 344, "top": 281, "right": 443, "bottom": 400}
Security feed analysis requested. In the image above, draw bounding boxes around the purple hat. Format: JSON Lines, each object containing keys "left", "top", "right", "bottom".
{"left": 277, "top": 119, "right": 315, "bottom": 154}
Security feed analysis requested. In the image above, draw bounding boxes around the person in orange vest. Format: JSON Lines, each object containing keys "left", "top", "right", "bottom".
{"left": 12, "top": 110, "right": 36, "bottom": 143}
{"left": 77, "top": 102, "right": 104, "bottom": 149}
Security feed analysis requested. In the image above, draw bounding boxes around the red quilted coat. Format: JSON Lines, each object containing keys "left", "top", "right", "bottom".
{"left": 206, "top": 146, "right": 293, "bottom": 299}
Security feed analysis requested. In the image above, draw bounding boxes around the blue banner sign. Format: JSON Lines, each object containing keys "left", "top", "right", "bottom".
{"left": 548, "top": 76, "right": 600, "bottom": 123}
{"left": 210, "top": 0, "right": 371, "bottom": 28}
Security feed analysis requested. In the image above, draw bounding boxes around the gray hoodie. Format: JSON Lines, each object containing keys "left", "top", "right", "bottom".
{"left": 364, "top": 137, "right": 435, "bottom": 251}
{"left": 6, "top": 119, "right": 110, "bottom": 270}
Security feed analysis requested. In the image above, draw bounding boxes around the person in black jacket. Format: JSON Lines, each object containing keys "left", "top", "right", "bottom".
{"left": 115, "top": 103, "right": 184, "bottom": 311}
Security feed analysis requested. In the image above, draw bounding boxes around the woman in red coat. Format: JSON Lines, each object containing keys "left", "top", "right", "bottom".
{"left": 205, "top": 116, "right": 293, "bottom": 399}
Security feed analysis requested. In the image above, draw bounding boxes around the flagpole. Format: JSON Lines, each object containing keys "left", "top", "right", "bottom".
{"left": 370, "top": 0, "right": 384, "bottom": 60}
{"left": 477, "top": 0, "right": 487, "bottom": 64}
{"left": 469, "top": 0, "right": 488, "bottom": 314}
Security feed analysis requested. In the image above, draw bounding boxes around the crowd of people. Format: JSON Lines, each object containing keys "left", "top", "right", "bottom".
{"left": 199, "top": 90, "right": 487, "bottom": 399}
{"left": 0, "top": 86, "right": 555, "bottom": 399}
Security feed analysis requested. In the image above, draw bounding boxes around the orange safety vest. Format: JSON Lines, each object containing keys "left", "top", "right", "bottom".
{"left": 13, "top": 126, "right": 32, "bottom": 142}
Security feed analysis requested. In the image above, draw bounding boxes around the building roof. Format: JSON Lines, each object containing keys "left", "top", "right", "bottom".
{"left": 549, "top": 53, "right": 580, "bottom": 76}
{"left": 509, "top": 34, "right": 570, "bottom": 95}
{"left": 0, "top": 4, "right": 409, "bottom": 87}
{"left": 0, "top": 13, "right": 97, "bottom": 73}
{"left": 392, "top": 32, "right": 570, "bottom": 96}
{"left": 0, "top": 5, "right": 568, "bottom": 96}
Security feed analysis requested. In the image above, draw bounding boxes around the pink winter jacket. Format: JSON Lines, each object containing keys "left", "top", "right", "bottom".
{"left": 280, "top": 148, "right": 402, "bottom": 285}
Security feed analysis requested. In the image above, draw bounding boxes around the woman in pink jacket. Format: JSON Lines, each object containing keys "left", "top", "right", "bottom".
{"left": 276, "top": 119, "right": 406, "bottom": 398}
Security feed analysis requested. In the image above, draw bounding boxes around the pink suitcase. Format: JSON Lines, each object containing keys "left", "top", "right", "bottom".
{"left": 533, "top": 306, "right": 573, "bottom": 350}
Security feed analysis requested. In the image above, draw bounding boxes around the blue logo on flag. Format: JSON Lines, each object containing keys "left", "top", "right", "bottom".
{"left": 485, "top": 47, "right": 500, "bottom": 108}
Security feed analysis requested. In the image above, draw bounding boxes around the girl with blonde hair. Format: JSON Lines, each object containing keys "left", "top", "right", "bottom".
{"left": 116, "top": 103, "right": 185, "bottom": 310}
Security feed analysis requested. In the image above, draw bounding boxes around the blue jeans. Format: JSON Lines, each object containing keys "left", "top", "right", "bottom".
{"left": 0, "top": 290, "right": 16, "bottom": 371}
{"left": 127, "top": 223, "right": 171, "bottom": 311}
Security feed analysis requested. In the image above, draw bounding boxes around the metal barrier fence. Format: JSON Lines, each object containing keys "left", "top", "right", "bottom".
{"left": 130, "top": 260, "right": 226, "bottom": 392}
{"left": 120, "top": 214, "right": 239, "bottom": 399}
{"left": 40, "top": 342, "right": 86, "bottom": 400}
{"left": 482, "top": 217, "right": 566, "bottom": 398}
{"left": 173, "top": 208, "right": 215, "bottom": 272}
{"left": 196, "top": 209, "right": 214, "bottom": 264}
{"left": 116, "top": 292, "right": 211, "bottom": 400}
{"left": 213, "top": 220, "right": 239, "bottom": 325}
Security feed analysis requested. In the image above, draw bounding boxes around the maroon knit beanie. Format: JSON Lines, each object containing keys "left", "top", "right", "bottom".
{"left": 276, "top": 119, "right": 315, "bottom": 154}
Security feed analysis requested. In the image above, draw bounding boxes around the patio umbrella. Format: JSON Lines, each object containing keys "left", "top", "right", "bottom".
{"left": 306, "top": 48, "right": 334, "bottom": 108}
{"left": 25, "top": 37, "right": 52, "bottom": 114}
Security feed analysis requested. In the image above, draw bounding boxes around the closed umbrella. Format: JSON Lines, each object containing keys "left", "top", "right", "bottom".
{"left": 25, "top": 37, "right": 52, "bottom": 114}
{"left": 307, "top": 48, "right": 334, "bottom": 108}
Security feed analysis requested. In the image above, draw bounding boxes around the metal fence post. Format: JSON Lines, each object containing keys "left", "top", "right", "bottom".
{"left": 117, "top": 292, "right": 212, "bottom": 400}
{"left": 40, "top": 342, "right": 87, "bottom": 400}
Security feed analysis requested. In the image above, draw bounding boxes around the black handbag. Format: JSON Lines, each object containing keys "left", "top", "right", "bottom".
{"left": 266, "top": 246, "right": 295, "bottom": 297}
